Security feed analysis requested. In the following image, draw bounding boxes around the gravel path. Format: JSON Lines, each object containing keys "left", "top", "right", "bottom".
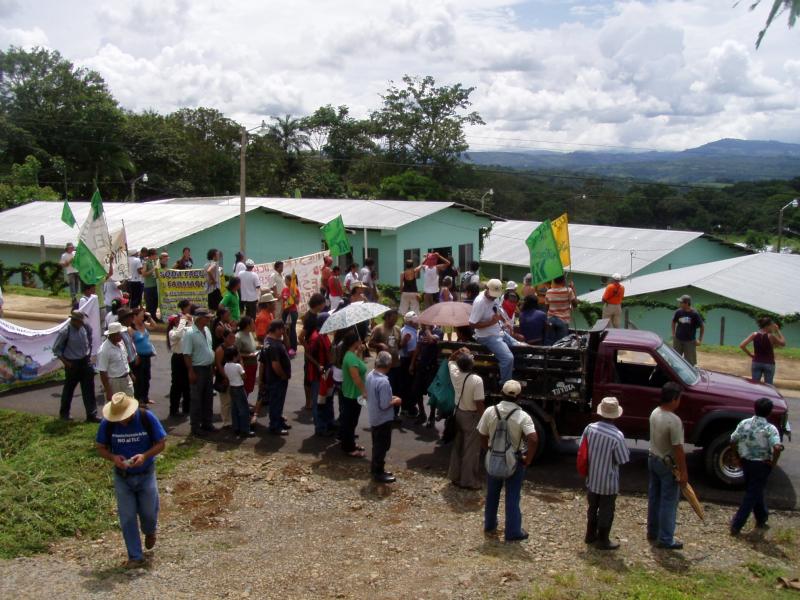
{"left": 1, "top": 445, "right": 798, "bottom": 599}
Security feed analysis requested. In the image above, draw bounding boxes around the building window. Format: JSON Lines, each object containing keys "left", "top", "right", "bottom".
{"left": 458, "top": 243, "right": 474, "bottom": 270}
{"left": 404, "top": 248, "right": 420, "bottom": 267}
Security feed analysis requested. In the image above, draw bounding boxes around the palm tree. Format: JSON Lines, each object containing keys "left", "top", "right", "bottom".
{"left": 743, "top": 0, "right": 800, "bottom": 47}
{"left": 267, "top": 115, "right": 310, "bottom": 155}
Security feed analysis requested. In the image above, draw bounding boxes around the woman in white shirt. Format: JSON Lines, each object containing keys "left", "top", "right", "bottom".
{"left": 421, "top": 252, "right": 450, "bottom": 309}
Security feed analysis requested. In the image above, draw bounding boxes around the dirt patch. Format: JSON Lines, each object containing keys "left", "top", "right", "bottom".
{"left": 698, "top": 351, "right": 800, "bottom": 391}
{"left": 1, "top": 447, "right": 798, "bottom": 600}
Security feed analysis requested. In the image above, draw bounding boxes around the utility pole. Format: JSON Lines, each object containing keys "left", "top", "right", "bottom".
{"left": 240, "top": 126, "right": 247, "bottom": 255}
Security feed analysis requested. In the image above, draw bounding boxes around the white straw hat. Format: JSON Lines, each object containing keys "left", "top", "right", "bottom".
{"left": 102, "top": 392, "right": 139, "bottom": 423}
{"left": 597, "top": 397, "right": 623, "bottom": 419}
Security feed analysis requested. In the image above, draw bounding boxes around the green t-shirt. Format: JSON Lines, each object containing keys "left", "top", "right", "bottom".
{"left": 342, "top": 350, "right": 366, "bottom": 399}
{"left": 143, "top": 258, "right": 158, "bottom": 288}
{"left": 220, "top": 290, "right": 241, "bottom": 321}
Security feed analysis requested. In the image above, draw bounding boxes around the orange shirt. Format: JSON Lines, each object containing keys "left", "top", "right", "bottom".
{"left": 255, "top": 309, "right": 274, "bottom": 340}
{"left": 602, "top": 282, "right": 625, "bottom": 305}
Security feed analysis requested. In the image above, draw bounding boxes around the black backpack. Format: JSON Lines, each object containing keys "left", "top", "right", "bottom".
{"left": 104, "top": 407, "right": 155, "bottom": 448}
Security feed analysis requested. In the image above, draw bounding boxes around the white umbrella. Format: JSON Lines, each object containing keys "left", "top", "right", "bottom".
{"left": 319, "top": 301, "right": 390, "bottom": 335}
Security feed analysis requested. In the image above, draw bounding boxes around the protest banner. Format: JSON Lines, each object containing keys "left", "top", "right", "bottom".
{"left": 0, "top": 296, "right": 101, "bottom": 393}
{"left": 252, "top": 250, "right": 328, "bottom": 314}
{"left": 156, "top": 268, "right": 208, "bottom": 316}
{"left": 551, "top": 213, "right": 571, "bottom": 268}
{"left": 107, "top": 227, "right": 130, "bottom": 281}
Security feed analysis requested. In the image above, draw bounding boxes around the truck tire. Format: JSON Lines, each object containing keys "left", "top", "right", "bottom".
{"left": 529, "top": 412, "right": 553, "bottom": 462}
{"left": 703, "top": 431, "right": 744, "bottom": 488}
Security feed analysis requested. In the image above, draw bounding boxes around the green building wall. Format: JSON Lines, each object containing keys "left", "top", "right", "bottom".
{"left": 0, "top": 244, "right": 64, "bottom": 285}
{"left": 636, "top": 237, "right": 749, "bottom": 276}
{"left": 573, "top": 287, "right": 799, "bottom": 348}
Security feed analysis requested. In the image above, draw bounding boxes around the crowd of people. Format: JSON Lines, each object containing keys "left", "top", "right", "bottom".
{"left": 42, "top": 245, "right": 787, "bottom": 567}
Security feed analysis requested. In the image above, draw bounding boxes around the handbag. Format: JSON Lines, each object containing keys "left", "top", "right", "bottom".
{"left": 441, "top": 374, "right": 471, "bottom": 445}
{"left": 576, "top": 434, "right": 589, "bottom": 477}
{"left": 213, "top": 373, "right": 229, "bottom": 393}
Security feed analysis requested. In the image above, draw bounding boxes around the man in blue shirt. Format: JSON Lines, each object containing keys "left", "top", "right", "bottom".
{"left": 367, "top": 351, "right": 402, "bottom": 483}
{"left": 182, "top": 307, "right": 216, "bottom": 436}
{"left": 96, "top": 392, "right": 167, "bottom": 568}
{"left": 729, "top": 398, "right": 784, "bottom": 535}
{"left": 52, "top": 310, "right": 98, "bottom": 422}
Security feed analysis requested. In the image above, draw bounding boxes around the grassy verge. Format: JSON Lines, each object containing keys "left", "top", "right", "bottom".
{"left": 0, "top": 409, "right": 201, "bottom": 558}
{"left": 700, "top": 343, "right": 800, "bottom": 360}
{"left": 3, "top": 284, "right": 70, "bottom": 299}
{"left": 524, "top": 561, "right": 799, "bottom": 600}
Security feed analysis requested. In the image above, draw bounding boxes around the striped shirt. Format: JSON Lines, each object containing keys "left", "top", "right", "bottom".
{"left": 545, "top": 286, "right": 575, "bottom": 320}
{"left": 580, "top": 421, "right": 630, "bottom": 495}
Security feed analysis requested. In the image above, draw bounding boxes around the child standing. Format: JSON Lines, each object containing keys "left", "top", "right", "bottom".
{"left": 223, "top": 346, "right": 254, "bottom": 438}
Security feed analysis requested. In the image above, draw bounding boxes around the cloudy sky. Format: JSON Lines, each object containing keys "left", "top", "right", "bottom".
{"left": 1, "top": 0, "right": 798, "bottom": 151}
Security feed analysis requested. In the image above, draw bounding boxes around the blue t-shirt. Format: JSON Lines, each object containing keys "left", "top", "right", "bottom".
{"left": 96, "top": 409, "right": 167, "bottom": 474}
{"left": 133, "top": 329, "right": 155, "bottom": 357}
{"left": 519, "top": 309, "right": 546, "bottom": 343}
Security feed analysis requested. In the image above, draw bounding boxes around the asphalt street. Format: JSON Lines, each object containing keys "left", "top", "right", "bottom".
{"left": 2, "top": 326, "right": 798, "bottom": 510}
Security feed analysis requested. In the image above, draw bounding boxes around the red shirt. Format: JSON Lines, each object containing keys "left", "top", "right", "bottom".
{"left": 281, "top": 287, "right": 298, "bottom": 313}
{"left": 328, "top": 275, "right": 343, "bottom": 297}
{"left": 306, "top": 331, "right": 331, "bottom": 383}
{"left": 602, "top": 282, "right": 624, "bottom": 305}
{"left": 255, "top": 309, "right": 274, "bottom": 340}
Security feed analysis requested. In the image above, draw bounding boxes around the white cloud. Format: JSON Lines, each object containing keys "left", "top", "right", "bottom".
{"left": 0, "top": 0, "right": 797, "bottom": 151}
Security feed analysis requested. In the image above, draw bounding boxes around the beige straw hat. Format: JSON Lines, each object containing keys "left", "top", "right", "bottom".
{"left": 102, "top": 392, "right": 139, "bottom": 423}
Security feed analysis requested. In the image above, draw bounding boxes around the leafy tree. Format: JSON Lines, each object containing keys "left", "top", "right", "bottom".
{"left": 370, "top": 75, "right": 484, "bottom": 179}
{"left": 743, "top": 0, "right": 800, "bottom": 47}
{"left": 301, "top": 105, "right": 376, "bottom": 175}
{"left": 378, "top": 170, "right": 445, "bottom": 200}
{"left": 0, "top": 46, "right": 131, "bottom": 196}
{"left": 744, "top": 229, "right": 770, "bottom": 250}
{"left": 0, "top": 155, "right": 58, "bottom": 209}
{"left": 167, "top": 107, "right": 241, "bottom": 196}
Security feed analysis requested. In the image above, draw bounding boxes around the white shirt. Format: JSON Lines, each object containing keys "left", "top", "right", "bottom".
{"left": 61, "top": 251, "right": 77, "bottom": 275}
{"left": 78, "top": 294, "right": 97, "bottom": 310}
{"left": 239, "top": 270, "right": 261, "bottom": 302}
{"left": 359, "top": 267, "right": 373, "bottom": 286}
{"left": 103, "top": 280, "right": 122, "bottom": 306}
{"left": 128, "top": 256, "right": 143, "bottom": 282}
{"left": 469, "top": 291, "right": 501, "bottom": 338}
{"left": 477, "top": 400, "right": 536, "bottom": 452}
{"left": 96, "top": 338, "right": 129, "bottom": 378}
{"left": 422, "top": 266, "right": 440, "bottom": 294}
{"left": 224, "top": 361, "right": 245, "bottom": 387}
{"left": 344, "top": 271, "right": 360, "bottom": 291}
{"left": 449, "top": 362, "right": 485, "bottom": 412}
{"left": 169, "top": 315, "right": 192, "bottom": 354}
{"left": 269, "top": 270, "right": 285, "bottom": 294}
{"left": 234, "top": 262, "right": 246, "bottom": 275}
{"left": 105, "top": 312, "right": 118, "bottom": 330}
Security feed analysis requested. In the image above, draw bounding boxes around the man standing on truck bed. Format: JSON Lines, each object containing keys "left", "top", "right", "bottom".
{"left": 647, "top": 382, "right": 688, "bottom": 550}
{"left": 601, "top": 273, "right": 625, "bottom": 328}
{"left": 469, "top": 278, "right": 518, "bottom": 384}
{"left": 545, "top": 275, "right": 577, "bottom": 345}
{"left": 671, "top": 295, "right": 704, "bottom": 366}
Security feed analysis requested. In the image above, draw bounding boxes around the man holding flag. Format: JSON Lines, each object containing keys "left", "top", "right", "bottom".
{"left": 73, "top": 190, "right": 112, "bottom": 290}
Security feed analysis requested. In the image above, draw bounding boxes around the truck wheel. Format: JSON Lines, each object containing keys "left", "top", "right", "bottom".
{"left": 703, "top": 431, "right": 744, "bottom": 488}
{"left": 529, "top": 413, "right": 552, "bottom": 462}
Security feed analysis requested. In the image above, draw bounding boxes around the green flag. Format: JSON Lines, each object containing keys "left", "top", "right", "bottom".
{"left": 90, "top": 188, "right": 104, "bottom": 220}
{"left": 61, "top": 199, "right": 76, "bottom": 228}
{"left": 73, "top": 240, "right": 107, "bottom": 285}
{"left": 526, "top": 220, "right": 564, "bottom": 286}
{"left": 320, "top": 215, "right": 351, "bottom": 257}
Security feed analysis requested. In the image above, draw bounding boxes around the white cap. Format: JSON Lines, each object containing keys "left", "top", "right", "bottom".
{"left": 486, "top": 279, "right": 503, "bottom": 297}
{"left": 404, "top": 311, "right": 417, "bottom": 322}
{"left": 612, "top": 273, "right": 622, "bottom": 281}
{"left": 501, "top": 380, "right": 522, "bottom": 397}
{"left": 105, "top": 322, "right": 125, "bottom": 336}
{"left": 245, "top": 259, "right": 255, "bottom": 267}
{"left": 506, "top": 280, "right": 517, "bottom": 291}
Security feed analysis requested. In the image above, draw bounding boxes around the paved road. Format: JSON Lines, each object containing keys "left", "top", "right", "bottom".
{"left": 3, "top": 323, "right": 798, "bottom": 510}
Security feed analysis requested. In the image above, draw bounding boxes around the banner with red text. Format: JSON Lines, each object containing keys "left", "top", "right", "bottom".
{"left": 252, "top": 250, "right": 328, "bottom": 314}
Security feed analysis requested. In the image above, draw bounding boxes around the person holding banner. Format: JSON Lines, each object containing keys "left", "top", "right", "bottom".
{"left": 53, "top": 310, "right": 99, "bottom": 422}
{"left": 239, "top": 260, "right": 261, "bottom": 319}
{"left": 205, "top": 249, "right": 222, "bottom": 311}
{"left": 545, "top": 276, "right": 577, "bottom": 345}
{"left": 60, "top": 242, "right": 80, "bottom": 307}
{"left": 328, "top": 266, "right": 344, "bottom": 312}
{"left": 281, "top": 274, "right": 299, "bottom": 358}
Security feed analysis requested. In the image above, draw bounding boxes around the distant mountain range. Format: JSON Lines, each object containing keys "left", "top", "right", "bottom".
{"left": 464, "top": 139, "right": 800, "bottom": 184}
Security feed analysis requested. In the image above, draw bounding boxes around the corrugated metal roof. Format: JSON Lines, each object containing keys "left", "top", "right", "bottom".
{"left": 481, "top": 219, "right": 704, "bottom": 277}
{"left": 579, "top": 253, "right": 800, "bottom": 315}
{"left": 0, "top": 201, "right": 256, "bottom": 250}
{"left": 155, "top": 196, "right": 495, "bottom": 230}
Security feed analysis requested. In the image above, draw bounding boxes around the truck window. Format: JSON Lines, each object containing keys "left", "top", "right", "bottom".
{"left": 614, "top": 350, "right": 670, "bottom": 388}
{"left": 655, "top": 343, "right": 700, "bottom": 386}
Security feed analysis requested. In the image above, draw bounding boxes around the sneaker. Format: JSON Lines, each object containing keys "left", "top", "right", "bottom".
{"left": 506, "top": 529, "right": 529, "bottom": 543}
{"left": 144, "top": 533, "right": 157, "bottom": 550}
{"left": 124, "top": 559, "right": 146, "bottom": 569}
{"left": 656, "top": 540, "right": 684, "bottom": 550}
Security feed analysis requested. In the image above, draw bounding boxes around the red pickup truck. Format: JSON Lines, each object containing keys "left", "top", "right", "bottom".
{"left": 440, "top": 326, "right": 790, "bottom": 487}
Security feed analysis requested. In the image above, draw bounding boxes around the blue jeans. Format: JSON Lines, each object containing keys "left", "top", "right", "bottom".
{"left": 485, "top": 460, "right": 526, "bottom": 540}
{"left": 311, "top": 381, "right": 335, "bottom": 434}
{"left": 731, "top": 459, "right": 772, "bottom": 531}
{"left": 267, "top": 379, "right": 289, "bottom": 431}
{"left": 478, "top": 332, "right": 516, "bottom": 384}
{"left": 113, "top": 467, "right": 159, "bottom": 561}
{"left": 751, "top": 362, "right": 775, "bottom": 385}
{"left": 229, "top": 385, "right": 250, "bottom": 434}
{"left": 546, "top": 316, "right": 569, "bottom": 345}
{"left": 647, "top": 455, "right": 679, "bottom": 545}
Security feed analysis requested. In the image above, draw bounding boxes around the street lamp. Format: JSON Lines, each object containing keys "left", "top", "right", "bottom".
{"left": 239, "top": 121, "right": 268, "bottom": 255}
{"left": 480, "top": 188, "right": 494, "bottom": 212}
{"left": 777, "top": 197, "right": 799, "bottom": 253}
{"left": 129, "top": 173, "right": 148, "bottom": 202}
